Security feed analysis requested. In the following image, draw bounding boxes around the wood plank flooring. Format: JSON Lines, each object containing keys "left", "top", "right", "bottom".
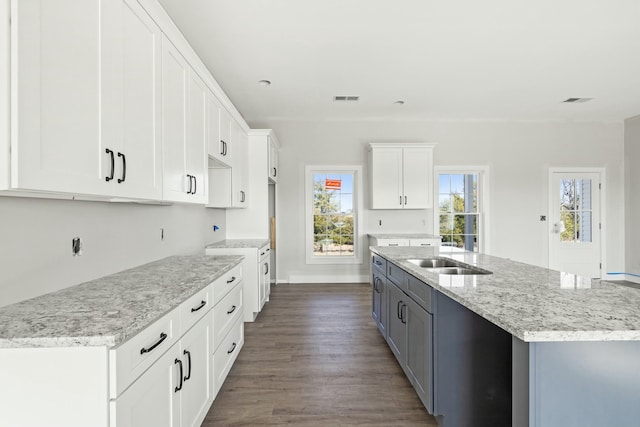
{"left": 202, "top": 283, "right": 437, "bottom": 426}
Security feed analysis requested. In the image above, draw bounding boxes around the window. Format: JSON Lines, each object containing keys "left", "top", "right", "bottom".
{"left": 436, "top": 167, "right": 489, "bottom": 253}
{"left": 305, "top": 165, "right": 363, "bottom": 264}
{"left": 559, "top": 178, "right": 593, "bottom": 243}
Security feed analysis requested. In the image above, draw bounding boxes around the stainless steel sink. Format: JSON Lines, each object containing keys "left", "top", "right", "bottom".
{"left": 406, "top": 258, "right": 492, "bottom": 275}
{"left": 407, "top": 258, "right": 458, "bottom": 268}
{"left": 432, "top": 267, "right": 492, "bottom": 275}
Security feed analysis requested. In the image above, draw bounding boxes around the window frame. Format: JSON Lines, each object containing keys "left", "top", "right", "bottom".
{"left": 305, "top": 165, "right": 363, "bottom": 265}
{"left": 434, "top": 166, "right": 490, "bottom": 254}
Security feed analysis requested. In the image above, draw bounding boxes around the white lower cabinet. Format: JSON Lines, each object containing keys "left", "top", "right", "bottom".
{"left": 0, "top": 265, "right": 244, "bottom": 427}
{"left": 110, "top": 312, "right": 212, "bottom": 427}
{"left": 205, "top": 244, "right": 270, "bottom": 322}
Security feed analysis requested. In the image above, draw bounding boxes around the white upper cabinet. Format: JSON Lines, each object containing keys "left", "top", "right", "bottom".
{"left": 10, "top": 0, "right": 162, "bottom": 200}
{"left": 368, "top": 143, "right": 435, "bottom": 209}
{"left": 268, "top": 136, "right": 279, "bottom": 183}
{"left": 11, "top": 0, "right": 104, "bottom": 196}
{"left": 232, "top": 124, "right": 249, "bottom": 207}
{"left": 161, "top": 36, "right": 206, "bottom": 204}
{"left": 102, "top": 0, "right": 163, "bottom": 200}
{"left": 186, "top": 69, "right": 208, "bottom": 203}
{"left": 208, "top": 97, "right": 232, "bottom": 167}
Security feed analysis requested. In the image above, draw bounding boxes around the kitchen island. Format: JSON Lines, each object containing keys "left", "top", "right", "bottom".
{"left": 370, "top": 246, "right": 640, "bottom": 427}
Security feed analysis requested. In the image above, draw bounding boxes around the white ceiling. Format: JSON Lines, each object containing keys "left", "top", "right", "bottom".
{"left": 157, "top": 0, "right": 640, "bottom": 125}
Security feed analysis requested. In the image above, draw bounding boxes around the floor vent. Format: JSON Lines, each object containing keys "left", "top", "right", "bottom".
{"left": 334, "top": 96, "right": 359, "bottom": 102}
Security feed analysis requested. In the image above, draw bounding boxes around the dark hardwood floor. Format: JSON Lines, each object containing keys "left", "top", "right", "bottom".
{"left": 202, "top": 283, "right": 437, "bottom": 426}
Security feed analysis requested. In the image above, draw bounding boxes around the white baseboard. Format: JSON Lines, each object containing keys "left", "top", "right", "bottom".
{"left": 602, "top": 273, "right": 640, "bottom": 283}
{"left": 287, "top": 274, "right": 369, "bottom": 284}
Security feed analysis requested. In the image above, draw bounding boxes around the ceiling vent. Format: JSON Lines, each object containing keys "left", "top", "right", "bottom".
{"left": 334, "top": 96, "right": 359, "bottom": 102}
{"left": 562, "top": 97, "right": 593, "bottom": 103}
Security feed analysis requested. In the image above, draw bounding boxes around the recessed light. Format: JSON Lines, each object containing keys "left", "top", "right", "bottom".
{"left": 258, "top": 80, "right": 271, "bottom": 86}
{"left": 394, "top": 100, "right": 405, "bottom": 105}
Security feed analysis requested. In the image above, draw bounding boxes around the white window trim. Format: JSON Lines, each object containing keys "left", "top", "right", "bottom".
{"left": 305, "top": 165, "right": 364, "bottom": 265}
{"left": 434, "top": 166, "right": 490, "bottom": 254}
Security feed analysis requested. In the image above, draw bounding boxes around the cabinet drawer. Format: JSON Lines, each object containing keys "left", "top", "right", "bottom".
{"left": 372, "top": 254, "right": 387, "bottom": 273}
{"left": 409, "top": 239, "right": 440, "bottom": 247}
{"left": 109, "top": 308, "right": 180, "bottom": 399}
{"left": 378, "top": 239, "right": 410, "bottom": 247}
{"left": 407, "top": 274, "right": 433, "bottom": 313}
{"left": 180, "top": 285, "right": 211, "bottom": 335}
{"left": 259, "top": 245, "right": 270, "bottom": 261}
{"left": 211, "top": 264, "right": 242, "bottom": 302}
{"left": 212, "top": 282, "right": 243, "bottom": 352}
{"left": 213, "top": 316, "right": 244, "bottom": 395}
{"left": 387, "top": 262, "right": 406, "bottom": 289}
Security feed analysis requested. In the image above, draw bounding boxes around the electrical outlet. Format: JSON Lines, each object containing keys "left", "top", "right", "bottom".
{"left": 72, "top": 237, "right": 82, "bottom": 256}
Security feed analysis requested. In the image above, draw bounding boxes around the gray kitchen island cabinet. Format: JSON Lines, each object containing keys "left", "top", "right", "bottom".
{"left": 371, "top": 246, "right": 640, "bottom": 427}
{"left": 373, "top": 254, "right": 435, "bottom": 415}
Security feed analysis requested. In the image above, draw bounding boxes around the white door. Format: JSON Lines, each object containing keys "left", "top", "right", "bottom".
{"left": 369, "top": 147, "right": 403, "bottom": 209}
{"left": 101, "top": 0, "right": 162, "bottom": 200}
{"left": 110, "top": 344, "right": 181, "bottom": 427}
{"left": 402, "top": 147, "right": 433, "bottom": 209}
{"left": 12, "top": 0, "right": 106, "bottom": 195}
{"left": 161, "top": 36, "right": 190, "bottom": 202}
{"left": 179, "top": 314, "right": 213, "bottom": 427}
{"left": 186, "top": 70, "right": 208, "bottom": 203}
{"left": 549, "top": 171, "right": 601, "bottom": 278}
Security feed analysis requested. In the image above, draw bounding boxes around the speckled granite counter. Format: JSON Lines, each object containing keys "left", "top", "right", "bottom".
{"left": 206, "top": 239, "right": 270, "bottom": 249}
{"left": 0, "top": 255, "right": 242, "bottom": 349}
{"left": 368, "top": 233, "right": 440, "bottom": 239}
{"left": 370, "top": 246, "right": 640, "bottom": 342}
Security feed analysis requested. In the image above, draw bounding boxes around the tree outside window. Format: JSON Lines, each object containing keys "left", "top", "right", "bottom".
{"left": 439, "top": 173, "right": 479, "bottom": 252}
{"left": 312, "top": 173, "right": 354, "bottom": 256}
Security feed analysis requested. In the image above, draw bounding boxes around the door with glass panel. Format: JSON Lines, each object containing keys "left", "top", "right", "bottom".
{"left": 549, "top": 172, "right": 601, "bottom": 278}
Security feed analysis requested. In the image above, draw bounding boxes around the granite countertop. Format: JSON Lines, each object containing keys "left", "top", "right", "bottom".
{"left": 0, "top": 255, "right": 243, "bottom": 349}
{"left": 370, "top": 246, "right": 640, "bottom": 342}
{"left": 206, "top": 239, "right": 270, "bottom": 249}
{"left": 368, "top": 233, "right": 440, "bottom": 240}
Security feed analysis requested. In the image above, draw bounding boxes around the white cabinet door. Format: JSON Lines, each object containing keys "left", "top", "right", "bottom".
{"left": 207, "top": 93, "right": 233, "bottom": 167}
{"left": 402, "top": 147, "right": 432, "bottom": 209}
{"left": 369, "top": 148, "right": 403, "bottom": 209}
{"left": 230, "top": 122, "right": 248, "bottom": 207}
{"left": 161, "top": 36, "right": 190, "bottom": 203}
{"left": 219, "top": 108, "right": 232, "bottom": 161}
{"left": 179, "top": 313, "right": 213, "bottom": 427}
{"left": 11, "top": 0, "right": 106, "bottom": 196}
{"left": 110, "top": 342, "right": 181, "bottom": 427}
{"left": 268, "top": 137, "right": 278, "bottom": 182}
{"left": 101, "top": 0, "right": 162, "bottom": 200}
{"left": 186, "top": 70, "right": 207, "bottom": 204}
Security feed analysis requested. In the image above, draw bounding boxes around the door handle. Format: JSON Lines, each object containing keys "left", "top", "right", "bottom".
{"left": 404, "top": 195, "right": 408, "bottom": 205}
{"left": 140, "top": 332, "right": 168, "bottom": 355}
{"left": 227, "top": 342, "right": 237, "bottom": 354}
{"left": 186, "top": 174, "right": 193, "bottom": 194}
{"left": 117, "top": 152, "right": 126, "bottom": 183}
{"left": 190, "top": 300, "right": 206, "bottom": 312}
{"left": 105, "top": 149, "right": 115, "bottom": 182}
{"left": 192, "top": 176, "right": 197, "bottom": 195}
{"left": 400, "top": 303, "right": 407, "bottom": 324}
{"left": 174, "top": 358, "right": 184, "bottom": 392}
{"left": 220, "top": 140, "right": 226, "bottom": 156}
{"left": 183, "top": 349, "right": 192, "bottom": 381}
{"left": 227, "top": 305, "right": 237, "bottom": 315}
{"left": 265, "top": 262, "right": 269, "bottom": 275}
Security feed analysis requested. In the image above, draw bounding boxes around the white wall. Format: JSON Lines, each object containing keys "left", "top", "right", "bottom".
{"left": 625, "top": 116, "right": 640, "bottom": 281}
{"left": 0, "top": 196, "right": 226, "bottom": 307}
{"left": 266, "top": 120, "right": 625, "bottom": 283}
